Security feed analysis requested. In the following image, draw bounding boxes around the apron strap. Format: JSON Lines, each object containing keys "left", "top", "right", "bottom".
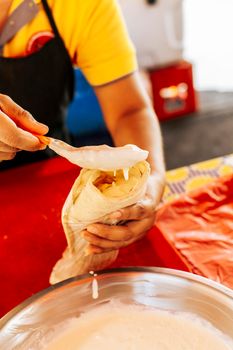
{"left": 0, "top": 0, "right": 39, "bottom": 49}
{"left": 41, "top": 0, "right": 60, "bottom": 38}
{"left": 0, "top": 0, "right": 62, "bottom": 53}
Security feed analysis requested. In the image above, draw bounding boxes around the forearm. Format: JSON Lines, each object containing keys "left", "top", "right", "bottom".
{"left": 109, "top": 106, "right": 165, "bottom": 179}
{"left": 94, "top": 72, "right": 165, "bottom": 181}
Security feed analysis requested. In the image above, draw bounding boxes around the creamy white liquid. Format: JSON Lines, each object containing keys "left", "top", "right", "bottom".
{"left": 89, "top": 271, "right": 99, "bottom": 300}
{"left": 43, "top": 303, "right": 232, "bottom": 350}
{"left": 91, "top": 278, "right": 98, "bottom": 299}
{"left": 123, "top": 168, "right": 129, "bottom": 181}
{"left": 48, "top": 140, "right": 148, "bottom": 171}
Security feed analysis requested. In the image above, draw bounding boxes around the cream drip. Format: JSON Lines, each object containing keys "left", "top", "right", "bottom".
{"left": 123, "top": 168, "right": 129, "bottom": 181}
{"left": 89, "top": 271, "right": 99, "bottom": 300}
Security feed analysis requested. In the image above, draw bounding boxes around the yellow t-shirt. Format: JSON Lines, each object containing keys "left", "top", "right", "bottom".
{"left": 4, "top": 0, "right": 137, "bottom": 86}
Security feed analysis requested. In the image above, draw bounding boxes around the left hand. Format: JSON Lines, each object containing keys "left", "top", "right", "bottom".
{"left": 81, "top": 173, "right": 165, "bottom": 254}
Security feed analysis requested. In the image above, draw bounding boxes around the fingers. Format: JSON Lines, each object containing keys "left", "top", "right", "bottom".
{"left": 126, "top": 215, "right": 156, "bottom": 238}
{"left": 84, "top": 224, "right": 131, "bottom": 242}
{"left": 82, "top": 231, "right": 123, "bottom": 250}
{"left": 82, "top": 227, "right": 145, "bottom": 252}
{"left": 82, "top": 230, "right": 133, "bottom": 251}
{"left": 82, "top": 199, "right": 156, "bottom": 254}
{"left": 0, "top": 151, "right": 17, "bottom": 161}
{"left": 86, "top": 244, "right": 105, "bottom": 255}
{"left": 82, "top": 214, "right": 155, "bottom": 252}
{"left": 0, "top": 141, "right": 18, "bottom": 152}
{"left": 0, "top": 94, "right": 48, "bottom": 135}
{"left": 108, "top": 200, "right": 155, "bottom": 222}
{"left": 0, "top": 93, "right": 49, "bottom": 154}
{"left": 36, "top": 135, "right": 51, "bottom": 145}
{"left": 0, "top": 110, "right": 43, "bottom": 151}
{"left": 81, "top": 179, "right": 163, "bottom": 254}
{"left": 0, "top": 140, "right": 18, "bottom": 161}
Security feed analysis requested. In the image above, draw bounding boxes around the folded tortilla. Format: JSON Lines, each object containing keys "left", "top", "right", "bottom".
{"left": 50, "top": 160, "right": 150, "bottom": 284}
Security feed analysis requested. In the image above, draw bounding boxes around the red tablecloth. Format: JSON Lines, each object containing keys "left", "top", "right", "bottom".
{"left": 0, "top": 157, "right": 186, "bottom": 318}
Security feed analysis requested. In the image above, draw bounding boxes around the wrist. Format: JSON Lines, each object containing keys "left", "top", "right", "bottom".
{"left": 150, "top": 170, "right": 166, "bottom": 187}
{"left": 146, "top": 172, "right": 166, "bottom": 206}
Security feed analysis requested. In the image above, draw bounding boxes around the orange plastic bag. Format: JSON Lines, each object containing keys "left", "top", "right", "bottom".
{"left": 155, "top": 173, "right": 233, "bottom": 289}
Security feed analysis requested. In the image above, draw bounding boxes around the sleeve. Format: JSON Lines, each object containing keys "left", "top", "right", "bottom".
{"left": 75, "top": 0, "right": 138, "bottom": 86}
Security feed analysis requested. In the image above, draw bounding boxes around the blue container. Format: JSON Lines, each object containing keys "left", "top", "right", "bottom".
{"left": 66, "top": 69, "right": 106, "bottom": 136}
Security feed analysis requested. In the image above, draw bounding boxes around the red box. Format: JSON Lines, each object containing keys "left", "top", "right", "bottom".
{"left": 150, "top": 61, "right": 198, "bottom": 121}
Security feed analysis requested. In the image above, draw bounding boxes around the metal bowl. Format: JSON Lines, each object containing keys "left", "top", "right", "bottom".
{"left": 0, "top": 267, "right": 233, "bottom": 349}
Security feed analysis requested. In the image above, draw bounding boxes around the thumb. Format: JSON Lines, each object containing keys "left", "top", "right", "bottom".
{"left": 0, "top": 94, "right": 49, "bottom": 135}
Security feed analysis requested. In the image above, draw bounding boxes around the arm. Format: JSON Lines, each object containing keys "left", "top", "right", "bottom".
{"left": 94, "top": 71, "right": 165, "bottom": 178}
{"left": 82, "top": 72, "right": 166, "bottom": 254}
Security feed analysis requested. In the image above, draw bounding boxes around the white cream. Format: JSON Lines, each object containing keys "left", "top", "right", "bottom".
{"left": 89, "top": 271, "right": 99, "bottom": 300}
{"left": 92, "top": 276, "right": 99, "bottom": 300}
{"left": 43, "top": 302, "right": 233, "bottom": 350}
{"left": 48, "top": 139, "right": 148, "bottom": 171}
{"left": 123, "top": 168, "right": 129, "bottom": 181}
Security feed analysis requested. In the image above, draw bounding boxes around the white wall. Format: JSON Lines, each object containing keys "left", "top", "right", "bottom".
{"left": 184, "top": 0, "right": 233, "bottom": 91}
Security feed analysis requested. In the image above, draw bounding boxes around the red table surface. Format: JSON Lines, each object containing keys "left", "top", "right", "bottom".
{"left": 0, "top": 157, "right": 186, "bottom": 318}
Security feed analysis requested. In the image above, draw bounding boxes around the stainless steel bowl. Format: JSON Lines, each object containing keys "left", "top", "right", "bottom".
{"left": 0, "top": 267, "right": 233, "bottom": 349}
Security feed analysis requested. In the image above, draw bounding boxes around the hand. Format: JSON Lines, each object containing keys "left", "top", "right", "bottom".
{"left": 81, "top": 173, "right": 165, "bottom": 254}
{"left": 0, "top": 94, "right": 48, "bottom": 161}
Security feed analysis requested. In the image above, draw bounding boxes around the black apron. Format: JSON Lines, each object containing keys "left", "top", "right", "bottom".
{"left": 0, "top": 0, "right": 74, "bottom": 169}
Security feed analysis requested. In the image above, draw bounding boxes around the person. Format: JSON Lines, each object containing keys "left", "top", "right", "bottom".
{"left": 0, "top": 0, "right": 165, "bottom": 254}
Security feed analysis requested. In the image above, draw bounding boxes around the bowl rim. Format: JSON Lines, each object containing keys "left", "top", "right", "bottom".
{"left": 1, "top": 266, "right": 233, "bottom": 329}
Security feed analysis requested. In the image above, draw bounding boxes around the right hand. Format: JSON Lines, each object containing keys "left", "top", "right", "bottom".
{"left": 0, "top": 94, "right": 49, "bottom": 161}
